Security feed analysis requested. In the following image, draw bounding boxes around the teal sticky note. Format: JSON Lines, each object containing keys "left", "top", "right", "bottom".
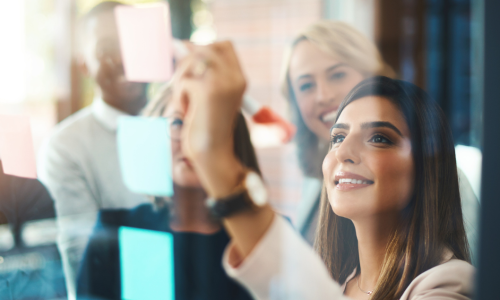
{"left": 119, "top": 227, "right": 175, "bottom": 300}
{"left": 117, "top": 116, "right": 173, "bottom": 196}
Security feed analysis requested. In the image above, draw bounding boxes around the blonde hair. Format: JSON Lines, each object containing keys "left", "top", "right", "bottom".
{"left": 281, "top": 20, "right": 395, "bottom": 177}
{"left": 141, "top": 83, "right": 173, "bottom": 117}
{"left": 281, "top": 20, "right": 394, "bottom": 99}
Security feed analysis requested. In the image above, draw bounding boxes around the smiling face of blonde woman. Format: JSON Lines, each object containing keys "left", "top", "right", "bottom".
{"left": 322, "top": 96, "right": 415, "bottom": 221}
{"left": 289, "top": 40, "right": 365, "bottom": 142}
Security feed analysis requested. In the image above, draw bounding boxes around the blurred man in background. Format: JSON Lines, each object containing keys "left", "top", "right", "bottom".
{"left": 38, "top": 2, "right": 149, "bottom": 298}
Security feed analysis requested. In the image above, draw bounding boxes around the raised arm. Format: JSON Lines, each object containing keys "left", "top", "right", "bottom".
{"left": 173, "top": 41, "right": 274, "bottom": 257}
{"left": 173, "top": 41, "right": 348, "bottom": 300}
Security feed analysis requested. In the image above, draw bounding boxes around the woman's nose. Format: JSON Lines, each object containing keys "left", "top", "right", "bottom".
{"left": 315, "top": 81, "right": 336, "bottom": 105}
{"left": 334, "top": 135, "right": 360, "bottom": 164}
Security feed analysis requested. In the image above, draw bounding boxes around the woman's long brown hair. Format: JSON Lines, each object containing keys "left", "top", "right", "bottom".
{"left": 314, "top": 76, "right": 470, "bottom": 300}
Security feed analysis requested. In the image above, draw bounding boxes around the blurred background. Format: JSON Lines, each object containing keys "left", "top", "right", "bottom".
{"left": 1, "top": 0, "right": 480, "bottom": 216}
{"left": 0, "top": 1, "right": 485, "bottom": 298}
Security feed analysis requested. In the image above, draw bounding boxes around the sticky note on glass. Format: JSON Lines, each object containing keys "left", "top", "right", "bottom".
{"left": 119, "top": 227, "right": 175, "bottom": 300}
{"left": 115, "top": 3, "right": 173, "bottom": 82}
{"left": 117, "top": 116, "right": 173, "bottom": 196}
{"left": 0, "top": 115, "right": 36, "bottom": 178}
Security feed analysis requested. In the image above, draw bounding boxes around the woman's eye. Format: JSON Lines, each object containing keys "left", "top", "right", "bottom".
{"left": 331, "top": 134, "right": 345, "bottom": 145}
{"left": 169, "top": 118, "right": 183, "bottom": 140}
{"left": 170, "top": 118, "right": 183, "bottom": 128}
{"left": 369, "top": 134, "right": 392, "bottom": 144}
{"left": 299, "top": 82, "right": 315, "bottom": 92}
{"left": 330, "top": 72, "right": 346, "bottom": 81}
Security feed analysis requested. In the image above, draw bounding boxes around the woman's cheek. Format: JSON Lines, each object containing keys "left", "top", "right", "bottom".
{"left": 371, "top": 150, "right": 414, "bottom": 211}
{"left": 322, "top": 150, "right": 337, "bottom": 184}
{"left": 172, "top": 163, "right": 181, "bottom": 185}
{"left": 297, "top": 97, "right": 315, "bottom": 124}
{"left": 170, "top": 141, "right": 181, "bottom": 184}
{"left": 170, "top": 140, "right": 181, "bottom": 157}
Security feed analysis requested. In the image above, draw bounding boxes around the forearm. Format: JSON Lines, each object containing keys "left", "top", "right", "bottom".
{"left": 177, "top": 41, "right": 276, "bottom": 260}
{"left": 223, "top": 205, "right": 275, "bottom": 258}
{"left": 223, "top": 216, "right": 347, "bottom": 300}
{"left": 192, "top": 149, "right": 275, "bottom": 258}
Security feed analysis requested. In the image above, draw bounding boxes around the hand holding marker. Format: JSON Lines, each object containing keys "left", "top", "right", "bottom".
{"left": 173, "top": 40, "right": 296, "bottom": 143}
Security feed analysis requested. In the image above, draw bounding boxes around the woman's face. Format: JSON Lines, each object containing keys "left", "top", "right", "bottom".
{"left": 163, "top": 97, "right": 203, "bottom": 188}
{"left": 322, "top": 96, "right": 414, "bottom": 220}
{"left": 289, "top": 40, "right": 365, "bottom": 142}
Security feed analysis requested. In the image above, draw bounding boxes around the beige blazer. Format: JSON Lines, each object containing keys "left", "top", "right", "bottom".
{"left": 400, "top": 258, "right": 474, "bottom": 299}
{"left": 341, "top": 250, "right": 474, "bottom": 299}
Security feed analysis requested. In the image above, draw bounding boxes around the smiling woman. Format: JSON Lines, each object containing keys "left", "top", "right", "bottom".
{"left": 316, "top": 76, "right": 470, "bottom": 299}
{"left": 174, "top": 41, "right": 474, "bottom": 300}
{"left": 326, "top": 97, "right": 413, "bottom": 215}
{"left": 280, "top": 21, "right": 396, "bottom": 245}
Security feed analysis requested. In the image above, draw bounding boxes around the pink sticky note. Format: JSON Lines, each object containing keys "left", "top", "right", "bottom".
{"left": 0, "top": 115, "right": 37, "bottom": 179}
{"left": 115, "top": 4, "right": 173, "bottom": 82}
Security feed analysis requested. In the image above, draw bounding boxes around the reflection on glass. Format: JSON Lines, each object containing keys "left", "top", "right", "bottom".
{"left": 0, "top": 0, "right": 484, "bottom": 299}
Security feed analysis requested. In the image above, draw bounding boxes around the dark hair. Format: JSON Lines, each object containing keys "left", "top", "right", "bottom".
{"left": 314, "top": 76, "right": 470, "bottom": 300}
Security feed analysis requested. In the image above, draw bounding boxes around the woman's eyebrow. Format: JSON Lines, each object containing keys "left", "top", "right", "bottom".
{"left": 325, "top": 63, "right": 347, "bottom": 73}
{"left": 296, "top": 63, "right": 346, "bottom": 82}
{"left": 361, "top": 121, "right": 403, "bottom": 137}
{"left": 164, "top": 110, "right": 183, "bottom": 118}
{"left": 331, "top": 123, "right": 349, "bottom": 131}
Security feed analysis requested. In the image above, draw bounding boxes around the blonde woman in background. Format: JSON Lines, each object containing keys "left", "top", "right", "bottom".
{"left": 282, "top": 21, "right": 478, "bottom": 258}
{"left": 280, "top": 20, "right": 394, "bottom": 244}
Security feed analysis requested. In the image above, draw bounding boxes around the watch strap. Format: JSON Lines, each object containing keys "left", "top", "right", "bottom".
{"left": 206, "top": 190, "right": 256, "bottom": 219}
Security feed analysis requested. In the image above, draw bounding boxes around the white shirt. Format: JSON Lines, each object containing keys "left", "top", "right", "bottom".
{"left": 223, "top": 216, "right": 474, "bottom": 300}
{"left": 38, "top": 98, "right": 149, "bottom": 300}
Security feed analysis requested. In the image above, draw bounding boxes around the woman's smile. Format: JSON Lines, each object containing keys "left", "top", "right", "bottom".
{"left": 334, "top": 171, "right": 374, "bottom": 191}
{"left": 320, "top": 107, "right": 339, "bottom": 127}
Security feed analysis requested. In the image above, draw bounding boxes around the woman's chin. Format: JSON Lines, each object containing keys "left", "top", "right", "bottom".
{"left": 329, "top": 199, "right": 366, "bottom": 220}
{"left": 172, "top": 174, "right": 203, "bottom": 189}
{"left": 173, "top": 178, "right": 203, "bottom": 189}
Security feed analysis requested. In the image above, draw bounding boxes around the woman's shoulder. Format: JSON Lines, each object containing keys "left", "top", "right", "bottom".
{"left": 401, "top": 259, "right": 475, "bottom": 300}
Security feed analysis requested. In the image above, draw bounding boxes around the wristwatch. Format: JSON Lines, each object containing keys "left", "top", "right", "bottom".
{"left": 206, "top": 170, "right": 268, "bottom": 219}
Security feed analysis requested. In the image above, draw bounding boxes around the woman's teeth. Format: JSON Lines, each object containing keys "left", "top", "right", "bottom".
{"left": 338, "top": 178, "right": 371, "bottom": 184}
{"left": 321, "top": 111, "right": 337, "bottom": 122}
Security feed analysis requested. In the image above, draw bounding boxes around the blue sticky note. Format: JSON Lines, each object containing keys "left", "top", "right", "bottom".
{"left": 117, "top": 116, "right": 173, "bottom": 196}
{"left": 119, "top": 227, "right": 175, "bottom": 300}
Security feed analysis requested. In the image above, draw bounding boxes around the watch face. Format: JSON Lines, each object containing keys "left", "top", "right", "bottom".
{"left": 245, "top": 172, "right": 268, "bottom": 206}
